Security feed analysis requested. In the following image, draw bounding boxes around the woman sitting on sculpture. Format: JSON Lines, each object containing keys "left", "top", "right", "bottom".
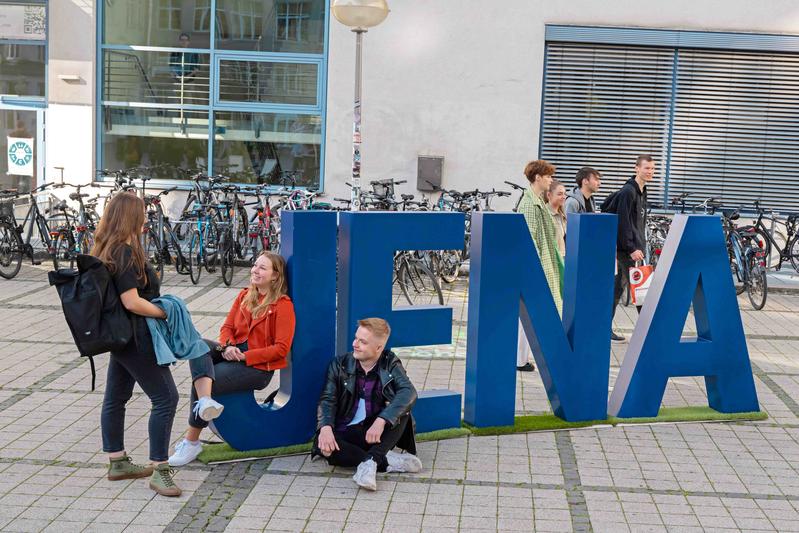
{"left": 169, "top": 251, "right": 295, "bottom": 466}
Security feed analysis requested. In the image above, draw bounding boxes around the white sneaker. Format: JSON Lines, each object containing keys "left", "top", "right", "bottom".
{"left": 385, "top": 450, "right": 423, "bottom": 473}
{"left": 168, "top": 438, "right": 202, "bottom": 467}
{"left": 193, "top": 397, "right": 224, "bottom": 422}
{"left": 352, "top": 458, "right": 377, "bottom": 491}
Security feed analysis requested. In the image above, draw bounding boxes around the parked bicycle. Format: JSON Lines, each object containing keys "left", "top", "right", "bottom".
{"left": 721, "top": 208, "right": 768, "bottom": 310}
{"left": 0, "top": 183, "right": 65, "bottom": 279}
{"left": 744, "top": 200, "right": 799, "bottom": 273}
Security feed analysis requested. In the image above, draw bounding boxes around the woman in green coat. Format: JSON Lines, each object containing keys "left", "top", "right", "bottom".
{"left": 516, "top": 160, "right": 564, "bottom": 371}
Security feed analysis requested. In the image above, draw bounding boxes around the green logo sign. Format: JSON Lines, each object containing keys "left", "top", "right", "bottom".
{"left": 8, "top": 141, "right": 32, "bottom": 167}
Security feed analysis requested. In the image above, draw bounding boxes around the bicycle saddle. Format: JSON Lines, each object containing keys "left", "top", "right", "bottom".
{"left": 401, "top": 194, "right": 415, "bottom": 201}
{"left": 69, "top": 192, "right": 89, "bottom": 201}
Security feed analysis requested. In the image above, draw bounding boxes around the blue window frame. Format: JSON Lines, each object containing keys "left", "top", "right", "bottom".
{"left": 97, "top": 0, "right": 329, "bottom": 189}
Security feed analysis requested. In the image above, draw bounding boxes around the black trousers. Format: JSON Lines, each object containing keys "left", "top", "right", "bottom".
{"left": 316, "top": 415, "right": 408, "bottom": 472}
{"left": 102, "top": 327, "right": 179, "bottom": 462}
{"left": 612, "top": 251, "right": 642, "bottom": 320}
{"left": 187, "top": 340, "right": 273, "bottom": 429}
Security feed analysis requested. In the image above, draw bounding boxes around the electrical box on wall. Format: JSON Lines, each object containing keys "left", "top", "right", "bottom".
{"left": 417, "top": 156, "right": 444, "bottom": 191}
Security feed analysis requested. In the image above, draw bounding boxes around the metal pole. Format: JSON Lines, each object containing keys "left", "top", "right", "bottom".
{"left": 350, "top": 29, "right": 366, "bottom": 211}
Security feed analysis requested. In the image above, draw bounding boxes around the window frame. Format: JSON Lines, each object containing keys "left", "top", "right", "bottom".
{"left": 0, "top": 0, "right": 47, "bottom": 106}
{"left": 96, "top": 0, "right": 329, "bottom": 191}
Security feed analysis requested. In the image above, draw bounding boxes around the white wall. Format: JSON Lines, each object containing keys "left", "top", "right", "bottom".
{"left": 323, "top": 0, "right": 799, "bottom": 209}
{"left": 46, "top": 0, "right": 95, "bottom": 191}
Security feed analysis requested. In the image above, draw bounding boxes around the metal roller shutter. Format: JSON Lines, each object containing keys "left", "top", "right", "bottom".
{"left": 541, "top": 40, "right": 799, "bottom": 213}
{"left": 540, "top": 43, "right": 673, "bottom": 205}
{"left": 668, "top": 49, "right": 799, "bottom": 213}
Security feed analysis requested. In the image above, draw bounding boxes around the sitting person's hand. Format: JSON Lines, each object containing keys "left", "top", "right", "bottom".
{"left": 318, "top": 426, "right": 339, "bottom": 457}
{"left": 222, "top": 346, "right": 245, "bottom": 362}
{"left": 365, "top": 417, "right": 386, "bottom": 444}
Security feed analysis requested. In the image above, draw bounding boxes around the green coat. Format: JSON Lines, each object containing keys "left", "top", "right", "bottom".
{"left": 518, "top": 188, "right": 563, "bottom": 313}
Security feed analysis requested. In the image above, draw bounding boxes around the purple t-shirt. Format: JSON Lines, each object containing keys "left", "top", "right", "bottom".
{"left": 336, "top": 362, "right": 384, "bottom": 431}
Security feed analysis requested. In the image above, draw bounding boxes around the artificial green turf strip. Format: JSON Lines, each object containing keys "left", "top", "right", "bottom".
{"left": 197, "top": 408, "right": 767, "bottom": 463}
{"left": 197, "top": 427, "right": 471, "bottom": 464}
{"left": 466, "top": 407, "right": 767, "bottom": 436}
{"left": 610, "top": 406, "right": 768, "bottom": 425}
{"left": 465, "top": 415, "right": 604, "bottom": 436}
{"left": 416, "top": 427, "right": 471, "bottom": 442}
{"left": 197, "top": 442, "right": 312, "bottom": 464}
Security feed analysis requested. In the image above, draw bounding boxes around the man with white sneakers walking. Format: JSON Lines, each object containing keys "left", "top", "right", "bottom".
{"left": 314, "top": 318, "right": 422, "bottom": 491}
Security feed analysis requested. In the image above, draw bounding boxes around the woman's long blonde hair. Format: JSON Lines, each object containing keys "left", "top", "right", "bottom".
{"left": 91, "top": 192, "right": 148, "bottom": 283}
{"left": 242, "top": 251, "right": 289, "bottom": 318}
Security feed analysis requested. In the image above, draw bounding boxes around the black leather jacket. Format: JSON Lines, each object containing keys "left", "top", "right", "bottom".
{"left": 316, "top": 350, "right": 418, "bottom": 454}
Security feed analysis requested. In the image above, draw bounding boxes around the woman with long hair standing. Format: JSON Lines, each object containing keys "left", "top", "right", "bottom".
{"left": 92, "top": 192, "right": 182, "bottom": 496}
{"left": 168, "top": 251, "right": 296, "bottom": 466}
{"left": 546, "top": 179, "right": 568, "bottom": 258}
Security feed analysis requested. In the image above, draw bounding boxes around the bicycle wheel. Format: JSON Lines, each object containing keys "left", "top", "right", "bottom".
{"left": 746, "top": 254, "right": 768, "bottom": 310}
{"left": 204, "top": 222, "right": 219, "bottom": 274}
{"left": 220, "top": 230, "right": 234, "bottom": 287}
{"left": 79, "top": 231, "right": 94, "bottom": 254}
{"left": 188, "top": 229, "right": 202, "bottom": 285}
{"left": 144, "top": 229, "right": 164, "bottom": 281}
{"left": 729, "top": 234, "right": 746, "bottom": 295}
{"left": 0, "top": 222, "right": 22, "bottom": 279}
{"left": 53, "top": 232, "right": 75, "bottom": 271}
{"left": 168, "top": 230, "right": 190, "bottom": 275}
{"left": 397, "top": 259, "right": 444, "bottom": 306}
{"left": 752, "top": 227, "right": 782, "bottom": 269}
{"left": 789, "top": 235, "right": 799, "bottom": 274}
{"left": 435, "top": 250, "right": 461, "bottom": 283}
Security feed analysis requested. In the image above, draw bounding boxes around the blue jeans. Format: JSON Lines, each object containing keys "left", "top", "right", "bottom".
{"left": 187, "top": 339, "right": 273, "bottom": 429}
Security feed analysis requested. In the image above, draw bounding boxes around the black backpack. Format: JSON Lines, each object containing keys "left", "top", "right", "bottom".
{"left": 600, "top": 188, "right": 622, "bottom": 213}
{"left": 49, "top": 254, "right": 133, "bottom": 390}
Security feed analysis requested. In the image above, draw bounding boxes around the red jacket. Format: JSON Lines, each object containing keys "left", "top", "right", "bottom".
{"left": 219, "top": 290, "right": 295, "bottom": 371}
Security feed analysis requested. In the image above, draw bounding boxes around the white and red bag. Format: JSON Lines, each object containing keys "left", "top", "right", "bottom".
{"left": 628, "top": 262, "right": 654, "bottom": 306}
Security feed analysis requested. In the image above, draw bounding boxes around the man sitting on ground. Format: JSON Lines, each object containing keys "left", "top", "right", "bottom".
{"left": 313, "top": 318, "right": 421, "bottom": 490}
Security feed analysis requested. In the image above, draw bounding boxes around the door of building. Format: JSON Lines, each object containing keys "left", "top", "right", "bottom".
{"left": 0, "top": 103, "right": 44, "bottom": 193}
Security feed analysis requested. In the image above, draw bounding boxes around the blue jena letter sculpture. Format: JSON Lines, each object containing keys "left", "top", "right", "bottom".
{"left": 464, "top": 212, "right": 618, "bottom": 426}
{"left": 212, "top": 211, "right": 758, "bottom": 451}
{"left": 210, "top": 211, "right": 337, "bottom": 450}
{"left": 608, "top": 214, "right": 759, "bottom": 417}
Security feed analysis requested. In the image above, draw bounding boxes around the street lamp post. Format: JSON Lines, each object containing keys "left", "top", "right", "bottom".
{"left": 331, "top": 0, "right": 390, "bottom": 211}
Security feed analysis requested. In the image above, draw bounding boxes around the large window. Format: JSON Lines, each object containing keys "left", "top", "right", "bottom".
{"left": 99, "top": 0, "right": 327, "bottom": 187}
{"left": 0, "top": 2, "right": 46, "bottom": 99}
{"left": 541, "top": 27, "right": 799, "bottom": 212}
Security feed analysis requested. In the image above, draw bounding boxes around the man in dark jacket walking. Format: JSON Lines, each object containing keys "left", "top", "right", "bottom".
{"left": 314, "top": 318, "right": 421, "bottom": 491}
{"left": 606, "top": 155, "right": 654, "bottom": 341}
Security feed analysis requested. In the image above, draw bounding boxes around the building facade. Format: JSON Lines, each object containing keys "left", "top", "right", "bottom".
{"left": 2, "top": 0, "right": 799, "bottom": 212}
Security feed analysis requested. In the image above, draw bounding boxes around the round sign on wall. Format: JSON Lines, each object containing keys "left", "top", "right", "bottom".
{"left": 8, "top": 141, "right": 33, "bottom": 167}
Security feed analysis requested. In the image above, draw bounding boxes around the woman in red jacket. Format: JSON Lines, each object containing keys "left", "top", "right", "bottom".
{"left": 169, "top": 251, "right": 296, "bottom": 466}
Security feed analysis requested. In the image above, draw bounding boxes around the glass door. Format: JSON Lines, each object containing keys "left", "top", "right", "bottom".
{"left": 0, "top": 105, "right": 44, "bottom": 192}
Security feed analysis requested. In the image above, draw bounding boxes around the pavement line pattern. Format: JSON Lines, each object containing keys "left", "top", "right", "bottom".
{"left": 165, "top": 459, "right": 271, "bottom": 532}
{"left": 0, "top": 283, "right": 53, "bottom": 303}
{"left": 4, "top": 303, "right": 230, "bottom": 317}
{"left": 751, "top": 362, "right": 799, "bottom": 417}
{"left": 555, "top": 432, "right": 593, "bottom": 533}
{"left": 0, "top": 356, "right": 85, "bottom": 412}
{"left": 183, "top": 277, "right": 226, "bottom": 304}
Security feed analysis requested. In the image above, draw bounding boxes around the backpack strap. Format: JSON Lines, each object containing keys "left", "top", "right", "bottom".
{"left": 88, "top": 355, "right": 96, "bottom": 391}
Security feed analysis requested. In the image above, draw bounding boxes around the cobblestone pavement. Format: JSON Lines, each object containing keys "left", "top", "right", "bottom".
{"left": 0, "top": 263, "right": 798, "bottom": 532}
